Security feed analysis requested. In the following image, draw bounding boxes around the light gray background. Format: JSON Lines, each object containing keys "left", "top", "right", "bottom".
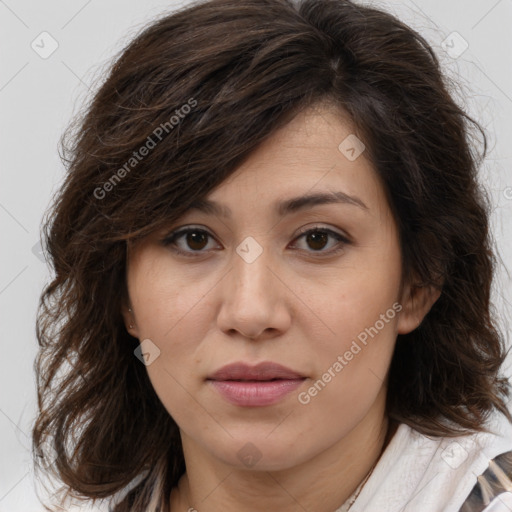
{"left": 1, "top": 1, "right": 511, "bottom": 510}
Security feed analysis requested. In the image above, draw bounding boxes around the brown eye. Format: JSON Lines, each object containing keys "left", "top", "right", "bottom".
{"left": 293, "top": 227, "right": 350, "bottom": 256}
{"left": 184, "top": 231, "right": 209, "bottom": 251}
{"left": 161, "top": 227, "right": 218, "bottom": 257}
{"left": 161, "top": 225, "right": 350, "bottom": 259}
{"left": 304, "top": 231, "right": 329, "bottom": 251}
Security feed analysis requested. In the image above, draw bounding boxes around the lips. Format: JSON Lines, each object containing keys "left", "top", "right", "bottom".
{"left": 207, "top": 361, "right": 305, "bottom": 381}
{"left": 206, "top": 362, "right": 307, "bottom": 407}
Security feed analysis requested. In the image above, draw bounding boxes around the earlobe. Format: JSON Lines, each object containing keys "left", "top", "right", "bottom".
{"left": 397, "top": 282, "right": 442, "bottom": 335}
{"left": 121, "top": 304, "right": 139, "bottom": 338}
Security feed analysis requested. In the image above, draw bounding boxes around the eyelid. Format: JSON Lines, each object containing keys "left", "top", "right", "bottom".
{"left": 161, "top": 223, "right": 351, "bottom": 257}
{"left": 160, "top": 225, "right": 219, "bottom": 252}
{"left": 294, "top": 223, "right": 351, "bottom": 242}
{"left": 164, "top": 223, "right": 351, "bottom": 241}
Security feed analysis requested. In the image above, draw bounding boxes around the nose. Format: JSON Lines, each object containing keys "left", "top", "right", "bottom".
{"left": 216, "top": 244, "right": 291, "bottom": 341}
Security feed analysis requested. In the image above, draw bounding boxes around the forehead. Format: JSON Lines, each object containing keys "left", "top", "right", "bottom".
{"left": 201, "top": 105, "right": 388, "bottom": 221}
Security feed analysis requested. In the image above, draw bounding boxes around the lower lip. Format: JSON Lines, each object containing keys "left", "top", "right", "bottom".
{"left": 208, "top": 379, "right": 306, "bottom": 406}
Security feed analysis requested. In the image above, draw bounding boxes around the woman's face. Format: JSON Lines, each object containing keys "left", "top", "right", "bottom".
{"left": 124, "top": 105, "right": 434, "bottom": 471}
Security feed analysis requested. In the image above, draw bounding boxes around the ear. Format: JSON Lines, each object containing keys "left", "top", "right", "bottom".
{"left": 121, "top": 302, "right": 140, "bottom": 339}
{"left": 397, "top": 280, "right": 442, "bottom": 335}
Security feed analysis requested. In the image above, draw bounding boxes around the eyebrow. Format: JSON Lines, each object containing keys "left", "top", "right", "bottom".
{"left": 186, "top": 190, "right": 368, "bottom": 218}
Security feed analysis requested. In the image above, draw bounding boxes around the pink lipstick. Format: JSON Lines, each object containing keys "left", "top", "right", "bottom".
{"left": 206, "top": 361, "right": 306, "bottom": 407}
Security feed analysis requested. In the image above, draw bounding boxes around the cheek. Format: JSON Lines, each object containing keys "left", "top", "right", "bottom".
{"left": 128, "top": 249, "right": 214, "bottom": 343}
{"left": 126, "top": 249, "right": 219, "bottom": 408}
{"left": 311, "top": 243, "right": 401, "bottom": 356}
{"left": 298, "top": 299, "right": 399, "bottom": 432}
{"left": 306, "top": 301, "right": 398, "bottom": 401}
{"left": 128, "top": 287, "right": 206, "bottom": 426}
{"left": 300, "top": 234, "right": 402, "bottom": 409}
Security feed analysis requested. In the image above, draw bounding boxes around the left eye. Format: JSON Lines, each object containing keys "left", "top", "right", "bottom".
{"left": 292, "top": 227, "right": 350, "bottom": 254}
{"left": 161, "top": 226, "right": 350, "bottom": 257}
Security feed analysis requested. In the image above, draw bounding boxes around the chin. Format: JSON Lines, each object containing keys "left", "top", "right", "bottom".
{"left": 206, "top": 434, "right": 312, "bottom": 472}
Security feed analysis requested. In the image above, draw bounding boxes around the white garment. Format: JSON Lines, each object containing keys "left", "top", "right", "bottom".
{"left": 336, "top": 413, "right": 512, "bottom": 512}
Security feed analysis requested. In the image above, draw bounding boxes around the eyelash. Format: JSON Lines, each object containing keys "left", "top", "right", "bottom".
{"left": 161, "top": 225, "right": 351, "bottom": 258}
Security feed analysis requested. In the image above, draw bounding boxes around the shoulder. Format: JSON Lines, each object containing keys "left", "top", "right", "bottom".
{"left": 459, "top": 450, "right": 512, "bottom": 512}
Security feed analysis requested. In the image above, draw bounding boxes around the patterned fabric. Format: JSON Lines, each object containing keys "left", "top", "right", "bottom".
{"left": 459, "top": 451, "right": 512, "bottom": 511}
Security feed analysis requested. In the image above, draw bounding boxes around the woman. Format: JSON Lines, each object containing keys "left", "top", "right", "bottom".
{"left": 32, "top": 0, "right": 512, "bottom": 511}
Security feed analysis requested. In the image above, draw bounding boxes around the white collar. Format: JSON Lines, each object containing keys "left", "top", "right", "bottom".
{"left": 337, "top": 413, "right": 512, "bottom": 512}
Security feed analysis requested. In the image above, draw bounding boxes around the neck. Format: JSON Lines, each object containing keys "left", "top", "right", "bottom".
{"left": 170, "top": 403, "right": 397, "bottom": 512}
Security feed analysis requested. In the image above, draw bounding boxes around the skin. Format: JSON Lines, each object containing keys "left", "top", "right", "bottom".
{"left": 122, "top": 103, "right": 441, "bottom": 512}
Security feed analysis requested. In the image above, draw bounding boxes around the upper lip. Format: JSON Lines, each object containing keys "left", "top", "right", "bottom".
{"left": 207, "top": 362, "right": 305, "bottom": 381}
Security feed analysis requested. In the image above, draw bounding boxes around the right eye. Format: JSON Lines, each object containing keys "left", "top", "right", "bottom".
{"left": 161, "top": 226, "right": 220, "bottom": 257}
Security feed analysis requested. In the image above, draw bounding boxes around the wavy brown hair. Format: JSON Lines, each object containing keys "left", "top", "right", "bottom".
{"left": 32, "top": 0, "right": 512, "bottom": 510}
